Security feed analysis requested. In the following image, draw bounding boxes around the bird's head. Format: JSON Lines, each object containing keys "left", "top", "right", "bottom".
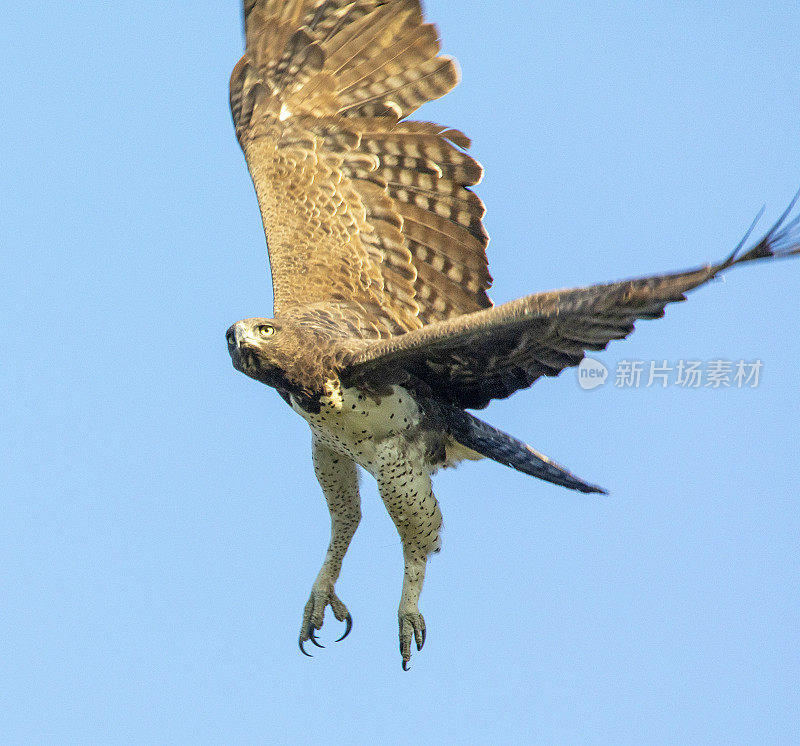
{"left": 226, "top": 317, "right": 297, "bottom": 390}
{"left": 227, "top": 314, "right": 351, "bottom": 402}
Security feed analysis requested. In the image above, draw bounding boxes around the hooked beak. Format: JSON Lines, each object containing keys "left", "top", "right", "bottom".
{"left": 236, "top": 342, "right": 257, "bottom": 373}
{"left": 229, "top": 324, "right": 257, "bottom": 373}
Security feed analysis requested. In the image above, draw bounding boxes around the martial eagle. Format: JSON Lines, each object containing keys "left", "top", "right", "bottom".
{"left": 224, "top": 0, "right": 800, "bottom": 668}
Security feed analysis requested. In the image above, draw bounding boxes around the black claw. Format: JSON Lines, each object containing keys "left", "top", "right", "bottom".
{"left": 402, "top": 659, "right": 411, "bottom": 671}
{"left": 335, "top": 614, "right": 353, "bottom": 642}
{"left": 309, "top": 629, "right": 325, "bottom": 649}
{"left": 298, "top": 638, "right": 313, "bottom": 658}
{"left": 418, "top": 627, "right": 426, "bottom": 650}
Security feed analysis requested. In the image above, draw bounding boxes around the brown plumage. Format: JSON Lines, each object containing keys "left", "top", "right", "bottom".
{"left": 230, "top": 0, "right": 489, "bottom": 335}
{"left": 225, "top": 0, "right": 800, "bottom": 669}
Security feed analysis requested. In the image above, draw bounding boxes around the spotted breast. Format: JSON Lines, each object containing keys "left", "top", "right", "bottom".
{"left": 290, "top": 385, "right": 430, "bottom": 476}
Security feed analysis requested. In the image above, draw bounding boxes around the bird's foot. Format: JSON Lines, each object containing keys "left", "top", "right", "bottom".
{"left": 398, "top": 610, "right": 426, "bottom": 671}
{"left": 298, "top": 583, "right": 352, "bottom": 657}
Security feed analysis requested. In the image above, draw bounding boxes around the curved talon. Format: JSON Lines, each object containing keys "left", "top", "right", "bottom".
{"left": 402, "top": 659, "right": 411, "bottom": 671}
{"left": 299, "top": 588, "right": 351, "bottom": 656}
{"left": 335, "top": 614, "right": 353, "bottom": 642}
{"left": 418, "top": 626, "right": 426, "bottom": 651}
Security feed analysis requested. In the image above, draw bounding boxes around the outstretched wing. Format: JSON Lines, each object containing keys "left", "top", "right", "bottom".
{"left": 231, "top": 0, "right": 491, "bottom": 335}
{"left": 343, "top": 202, "right": 800, "bottom": 408}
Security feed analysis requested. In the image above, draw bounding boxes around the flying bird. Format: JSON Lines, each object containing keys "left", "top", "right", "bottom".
{"left": 225, "top": 0, "right": 800, "bottom": 669}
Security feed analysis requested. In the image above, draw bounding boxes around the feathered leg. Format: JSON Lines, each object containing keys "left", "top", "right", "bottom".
{"left": 299, "top": 438, "right": 361, "bottom": 655}
{"left": 374, "top": 437, "right": 443, "bottom": 670}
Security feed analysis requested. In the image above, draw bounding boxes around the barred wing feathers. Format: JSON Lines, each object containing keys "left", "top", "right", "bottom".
{"left": 231, "top": 0, "right": 491, "bottom": 333}
{"left": 343, "top": 205, "right": 800, "bottom": 409}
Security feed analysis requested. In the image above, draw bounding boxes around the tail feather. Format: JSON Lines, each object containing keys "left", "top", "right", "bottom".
{"left": 446, "top": 408, "right": 607, "bottom": 495}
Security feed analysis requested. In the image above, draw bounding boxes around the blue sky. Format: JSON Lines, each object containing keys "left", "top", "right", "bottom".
{"left": 2, "top": 1, "right": 799, "bottom": 742}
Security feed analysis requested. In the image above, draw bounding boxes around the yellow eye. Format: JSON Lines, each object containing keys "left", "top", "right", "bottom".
{"left": 226, "top": 330, "right": 235, "bottom": 346}
{"left": 257, "top": 324, "right": 275, "bottom": 339}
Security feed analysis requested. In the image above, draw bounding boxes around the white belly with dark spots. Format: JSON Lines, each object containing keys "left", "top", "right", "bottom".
{"left": 290, "top": 385, "right": 422, "bottom": 473}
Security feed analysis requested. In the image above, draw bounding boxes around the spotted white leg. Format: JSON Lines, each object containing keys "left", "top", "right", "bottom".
{"left": 374, "top": 438, "right": 443, "bottom": 670}
{"left": 299, "top": 438, "right": 361, "bottom": 656}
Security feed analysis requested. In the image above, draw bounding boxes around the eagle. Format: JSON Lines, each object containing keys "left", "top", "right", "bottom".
{"left": 225, "top": 0, "right": 800, "bottom": 669}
